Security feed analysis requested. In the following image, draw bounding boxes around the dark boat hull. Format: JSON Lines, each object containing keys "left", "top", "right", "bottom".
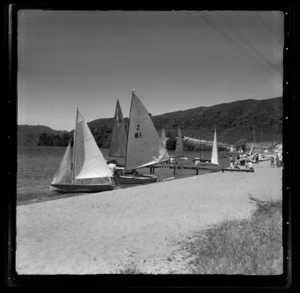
{"left": 193, "top": 157, "right": 211, "bottom": 163}
{"left": 116, "top": 174, "right": 157, "bottom": 184}
{"left": 50, "top": 183, "right": 114, "bottom": 193}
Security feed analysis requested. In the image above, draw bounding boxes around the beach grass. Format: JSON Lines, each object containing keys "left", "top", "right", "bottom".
{"left": 183, "top": 198, "right": 283, "bottom": 275}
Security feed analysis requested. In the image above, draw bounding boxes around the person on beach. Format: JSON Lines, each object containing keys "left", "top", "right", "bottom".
{"left": 255, "top": 153, "right": 259, "bottom": 165}
{"left": 270, "top": 156, "right": 275, "bottom": 167}
{"left": 107, "top": 162, "right": 117, "bottom": 173}
{"left": 233, "top": 158, "right": 240, "bottom": 169}
{"left": 246, "top": 161, "right": 253, "bottom": 170}
{"left": 194, "top": 160, "right": 199, "bottom": 175}
{"left": 275, "top": 155, "right": 280, "bottom": 167}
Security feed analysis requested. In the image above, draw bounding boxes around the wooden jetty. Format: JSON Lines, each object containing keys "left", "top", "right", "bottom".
{"left": 146, "top": 164, "right": 254, "bottom": 174}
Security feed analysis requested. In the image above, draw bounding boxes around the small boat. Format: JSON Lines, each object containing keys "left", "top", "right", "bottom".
{"left": 50, "top": 108, "right": 115, "bottom": 193}
{"left": 157, "top": 129, "right": 170, "bottom": 164}
{"left": 107, "top": 99, "right": 127, "bottom": 168}
{"left": 171, "top": 127, "right": 188, "bottom": 162}
{"left": 258, "top": 154, "right": 272, "bottom": 161}
{"left": 117, "top": 90, "right": 169, "bottom": 184}
{"left": 194, "top": 128, "right": 219, "bottom": 167}
{"left": 210, "top": 127, "right": 219, "bottom": 166}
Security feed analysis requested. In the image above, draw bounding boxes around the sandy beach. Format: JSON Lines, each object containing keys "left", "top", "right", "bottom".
{"left": 16, "top": 161, "right": 282, "bottom": 274}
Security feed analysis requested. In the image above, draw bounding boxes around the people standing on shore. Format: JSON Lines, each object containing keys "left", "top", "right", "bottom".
{"left": 275, "top": 155, "right": 279, "bottom": 167}
{"left": 246, "top": 161, "right": 254, "bottom": 170}
{"left": 270, "top": 156, "right": 275, "bottom": 167}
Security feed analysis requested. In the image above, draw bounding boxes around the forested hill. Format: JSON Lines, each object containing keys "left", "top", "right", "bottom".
{"left": 89, "top": 96, "right": 282, "bottom": 144}
{"left": 19, "top": 96, "right": 282, "bottom": 147}
{"left": 18, "top": 125, "right": 67, "bottom": 146}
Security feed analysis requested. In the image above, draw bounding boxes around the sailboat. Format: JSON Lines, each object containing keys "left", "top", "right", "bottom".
{"left": 171, "top": 127, "right": 188, "bottom": 162}
{"left": 210, "top": 127, "right": 219, "bottom": 166}
{"left": 193, "top": 137, "right": 210, "bottom": 165}
{"left": 160, "top": 129, "right": 170, "bottom": 162}
{"left": 116, "top": 90, "right": 169, "bottom": 184}
{"left": 107, "top": 99, "right": 127, "bottom": 166}
{"left": 50, "top": 108, "right": 115, "bottom": 193}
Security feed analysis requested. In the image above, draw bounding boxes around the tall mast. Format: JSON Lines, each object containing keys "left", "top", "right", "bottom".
{"left": 252, "top": 119, "right": 256, "bottom": 149}
{"left": 124, "top": 89, "right": 134, "bottom": 170}
{"left": 260, "top": 128, "right": 263, "bottom": 152}
{"left": 71, "top": 107, "right": 78, "bottom": 184}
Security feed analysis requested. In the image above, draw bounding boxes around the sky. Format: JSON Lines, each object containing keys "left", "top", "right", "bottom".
{"left": 17, "top": 10, "right": 284, "bottom": 131}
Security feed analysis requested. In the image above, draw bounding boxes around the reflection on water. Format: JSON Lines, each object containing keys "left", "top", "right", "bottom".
{"left": 17, "top": 145, "right": 229, "bottom": 205}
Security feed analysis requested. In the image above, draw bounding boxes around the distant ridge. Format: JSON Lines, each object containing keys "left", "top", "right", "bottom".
{"left": 18, "top": 125, "right": 67, "bottom": 146}
{"left": 89, "top": 96, "right": 282, "bottom": 144}
{"left": 19, "top": 97, "right": 282, "bottom": 146}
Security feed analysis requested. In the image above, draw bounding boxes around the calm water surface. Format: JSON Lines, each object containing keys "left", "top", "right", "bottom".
{"left": 17, "top": 146, "right": 228, "bottom": 205}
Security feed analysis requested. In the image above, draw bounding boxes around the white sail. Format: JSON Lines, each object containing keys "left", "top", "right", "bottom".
{"left": 73, "top": 109, "right": 113, "bottom": 180}
{"left": 51, "top": 141, "right": 73, "bottom": 185}
{"left": 161, "top": 129, "right": 167, "bottom": 147}
{"left": 250, "top": 143, "right": 254, "bottom": 154}
{"left": 230, "top": 145, "right": 234, "bottom": 152}
{"left": 125, "top": 91, "right": 169, "bottom": 170}
{"left": 211, "top": 128, "right": 219, "bottom": 165}
{"left": 175, "top": 127, "right": 184, "bottom": 158}
{"left": 160, "top": 129, "right": 170, "bottom": 162}
{"left": 108, "top": 99, "right": 127, "bottom": 160}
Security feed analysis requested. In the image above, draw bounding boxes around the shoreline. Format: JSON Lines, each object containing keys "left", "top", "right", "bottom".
{"left": 16, "top": 160, "right": 282, "bottom": 274}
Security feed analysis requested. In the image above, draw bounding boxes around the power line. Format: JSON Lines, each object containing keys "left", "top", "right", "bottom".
{"left": 215, "top": 11, "right": 283, "bottom": 76}
{"left": 253, "top": 11, "right": 284, "bottom": 47}
{"left": 183, "top": 11, "right": 283, "bottom": 93}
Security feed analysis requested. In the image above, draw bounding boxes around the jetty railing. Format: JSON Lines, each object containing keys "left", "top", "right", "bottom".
{"left": 147, "top": 164, "right": 254, "bottom": 174}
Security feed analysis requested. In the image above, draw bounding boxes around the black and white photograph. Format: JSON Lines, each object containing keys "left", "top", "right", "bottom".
{"left": 5, "top": 5, "right": 295, "bottom": 287}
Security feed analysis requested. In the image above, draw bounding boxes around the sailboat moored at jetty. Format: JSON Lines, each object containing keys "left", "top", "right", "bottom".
{"left": 210, "top": 127, "right": 219, "bottom": 166}
{"left": 108, "top": 99, "right": 127, "bottom": 167}
{"left": 116, "top": 90, "right": 169, "bottom": 184}
{"left": 170, "top": 127, "right": 188, "bottom": 163}
{"left": 50, "top": 108, "right": 115, "bottom": 193}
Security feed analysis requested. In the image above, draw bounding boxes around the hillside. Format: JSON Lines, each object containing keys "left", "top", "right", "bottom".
{"left": 18, "top": 125, "right": 67, "bottom": 146}
{"left": 89, "top": 97, "right": 282, "bottom": 145}
{"left": 19, "top": 97, "right": 282, "bottom": 147}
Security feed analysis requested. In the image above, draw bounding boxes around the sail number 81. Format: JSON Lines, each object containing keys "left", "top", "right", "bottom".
{"left": 135, "top": 124, "right": 142, "bottom": 138}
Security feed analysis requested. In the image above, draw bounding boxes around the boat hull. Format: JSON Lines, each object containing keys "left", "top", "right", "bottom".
{"left": 258, "top": 157, "right": 271, "bottom": 161}
{"left": 193, "top": 157, "right": 211, "bottom": 163}
{"left": 116, "top": 174, "right": 158, "bottom": 184}
{"left": 50, "top": 183, "right": 114, "bottom": 193}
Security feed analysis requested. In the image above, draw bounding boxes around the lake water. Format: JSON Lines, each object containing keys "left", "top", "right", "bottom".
{"left": 17, "top": 146, "right": 229, "bottom": 205}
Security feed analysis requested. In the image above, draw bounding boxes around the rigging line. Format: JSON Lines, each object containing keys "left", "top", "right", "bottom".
{"left": 215, "top": 11, "right": 283, "bottom": 76}
{"left": 253, "top": 11, "right": 284, "bottom": 47}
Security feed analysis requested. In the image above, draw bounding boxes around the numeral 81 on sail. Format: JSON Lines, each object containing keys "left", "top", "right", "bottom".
{"left": 135, "top": 124, "right": 142, "bottom": 138}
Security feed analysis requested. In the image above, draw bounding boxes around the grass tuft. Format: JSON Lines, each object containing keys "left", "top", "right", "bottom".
{"left": 183, "top": 199, "right": 282, "bottom": 275}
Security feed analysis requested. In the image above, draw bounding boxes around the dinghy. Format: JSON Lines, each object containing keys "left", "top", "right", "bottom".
{"left": 210, "top": 127, "right": 219, "bottom": 166}
{"left": 116, "top": 90, "right": 169, "bottom": 184}
{"left": 170, "top": 127, "right": 188, "bottom": 163}
{"left": 50, "top": 108, "right": 115, "bottom": 193}
{"left": 107, "top": 99, "right": 127, "bottom": 169}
